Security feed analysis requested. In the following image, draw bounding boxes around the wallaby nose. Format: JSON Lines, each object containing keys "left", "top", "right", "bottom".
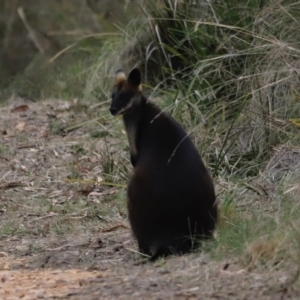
{"left": 110, "top": 107, "right": 117, "bottom": 116}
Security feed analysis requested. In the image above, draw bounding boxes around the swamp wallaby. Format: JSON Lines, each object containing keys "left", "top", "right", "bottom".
{"left": 110, "top": 68, "right": 217, "bottom": 260}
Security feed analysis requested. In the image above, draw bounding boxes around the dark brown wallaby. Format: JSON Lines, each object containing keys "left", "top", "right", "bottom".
{"left": 110, "top": 68, "right": 217, "bottom": 260}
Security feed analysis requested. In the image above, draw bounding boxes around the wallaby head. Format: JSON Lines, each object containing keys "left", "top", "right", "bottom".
{"left": 109, "top": 68, "right": 143, "bottom": 116}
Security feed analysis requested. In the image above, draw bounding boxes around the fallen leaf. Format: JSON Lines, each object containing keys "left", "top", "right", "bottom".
{"left": 55, "top": 103, "right": 70, "bottom": 112}
{"left": 10, "top": 105, "right": 29, "bottom": 113}
{"left": 71, "top": 98, "right": 78, "bottom": 105}
{"left": 88, "top": 192, "right": 103, "bottom": 197}
{"left": 220, "top": 269, "right": 246, "bottom": 275}
{"left": 102, "top": 224, "right": 129, "bottom": 233}
{"left": 52, "top": 149, "right": 59, "bottom": 157}
{"left": 15, "top": 122, "right": 26, "bottom": 131}
{"left": 107, "top": 190, "right": 117, "bottom": 195}
{"left": 77, "top": 189, "right": 92, "bottom": 197}
{"left": 0, "top": 182, "right": 26, "bottom": 190}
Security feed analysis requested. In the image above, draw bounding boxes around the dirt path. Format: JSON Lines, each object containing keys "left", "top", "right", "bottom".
{"left": 0, "top": 252, "right": 295, "bottom": 299}
{"left": 0, "top": 99, "right": 297, "bottom": 299}
{"left": 0, "top": 238, "right": 297, "bottom": 300}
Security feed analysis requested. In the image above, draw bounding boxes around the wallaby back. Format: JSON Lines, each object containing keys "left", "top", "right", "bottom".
{"left": 110, "top": 68, "right": 217, "bottom": 260}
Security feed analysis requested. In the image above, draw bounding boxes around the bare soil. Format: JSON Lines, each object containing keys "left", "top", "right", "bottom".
{"left": 0, "top": 99, "right": 298, "bottom": 299}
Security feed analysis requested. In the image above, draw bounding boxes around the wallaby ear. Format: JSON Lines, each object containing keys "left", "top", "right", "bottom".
{"left": 115, "top": 70, "right": 127, "bottom": 85}
{"left": 127, "top": 68, "right": 142, "bottom": 87}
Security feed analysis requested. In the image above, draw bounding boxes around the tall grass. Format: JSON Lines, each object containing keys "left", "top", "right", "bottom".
{"left": 126, "top": 0, "right": 300, "bottom": 177}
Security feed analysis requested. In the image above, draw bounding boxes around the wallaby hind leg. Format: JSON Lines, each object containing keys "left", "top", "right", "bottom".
{"left": 148, "top": 237, "right": 196, "bottom": 261}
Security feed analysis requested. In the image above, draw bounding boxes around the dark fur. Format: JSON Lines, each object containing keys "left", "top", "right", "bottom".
{"left": 110, "top": 68, "right": 217, "bottom": 260}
